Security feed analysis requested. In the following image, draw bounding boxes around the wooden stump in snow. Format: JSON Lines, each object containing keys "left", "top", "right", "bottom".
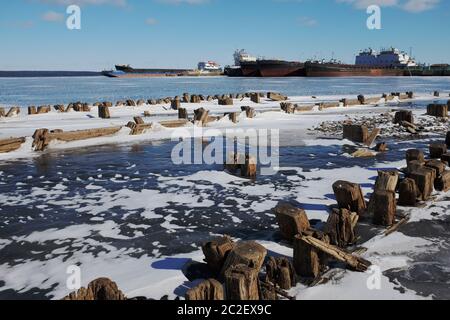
{"left": 267, "top": 92, "right": 287, "bottom": 101}
{"left": 325, "top": 208, "right": 357, "bottom": 247}
{"left": 374, "top": 170, "right": 399, "bottom": 192}
{"left": 225, "top": 265, "right": 259, "bottom": 301}
{"left": 241, "top": 154, "right": 257, "bottom": 178}
{"left": 221, "top": 241, "right": 267, "bottom": 277}
{"left": 427, "top": 104, "right": 448, "bottom": 118}
{"left": 409, "top": 167, "right": 435, "bottom": 201}
{"left": 63, "top": 278, "right": 126, "bottom": 301}
{"left": 343, "top": 125, "right": 368, "bottom": 143}
{"left": 398, "top": 178, "right": 419, "bottom": 207}
{"left": 218, "top": 97, "right": 233, "bottom": 106}
{"left": 406, "top": 149, "right": 425, "bottom": 163}
{"left": 0, "top": 107, "right": 5, "bottom": 117}
{"left": 28, "top": 106, "right": 37, "bottom": 115}
{"left": 182, "top": 93, "right": 190, "bottom": 103}
{"left": 425, "top": 159, "right": 446, "bottom": 177}
{"left": 185, "top": 279, "right": 224, "bottom": 301}
{"left": 241, "top": 106, "right": 256, "bottom": 118}
{"left": 190, "top": 95, "right": 201, "bottom": 104}
{"left": 372, "top": 190, "right": 396, "bottom": 226}
{"left": 6, "top": 107, "right": 20, "bottom": 117}
{"left": 250, "top": 93, "right": 260, "bottom": 104}
{"left": 202, "top": 235, "right": 235, "bottom": 274}
{"left": 429, "top": 144, "right": 447, "bottom": 159}
{"left": 273, "top": 202, "right": 310, "bottom": 241}
{"left": 178, "top": 108, "right": 188, "bottom": 120}
{"left": 265, "top": 257, "right": 296, "bottom": 290}
{"left": 435, "top": 171, "right": 450, "bottom": 192}
{"left": 194, "top": 108, "right": 210, "bottom": 126}
{"left": 98, "top": 106, "right": 111, "bottom": 119}
{"left": 293, "top": 234, "right": 321, "bottom": 279}
{"left": 280, "top": 102, "right": 295, "bottom": 114}
{"left": 394, "top": 110, "right": 414, "bottom": 124}
{"left": 228, "top": 112, "right": 238, "bottom": 124}
{"left": 171, "top": 98, "right": 181, "bottom": 110}
{"left": 434, "top": 91, "right": 440, "bottom": 97}
{"left": 332, "top": 180, "right": 367, "bottom": 215}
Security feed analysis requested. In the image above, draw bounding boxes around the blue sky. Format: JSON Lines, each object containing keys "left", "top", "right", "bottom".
{"left": 0, "top": 0, "right": 448, "bottom": 70}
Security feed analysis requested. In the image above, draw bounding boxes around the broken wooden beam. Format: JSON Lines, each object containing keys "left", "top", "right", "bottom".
{"left": 295, "top": 235, "right": 371, "bottom": 272}
{"left": 158, "top": 119, "right": 189, "bottom": 128}
{"left": 267, "top": 92, "right": 287, "bottom": 101}
{"left": 6, "top": 107, "right": 20, "bottom": 117}
{"left": 0, "top": 137, "right": 26, "bottom": 153}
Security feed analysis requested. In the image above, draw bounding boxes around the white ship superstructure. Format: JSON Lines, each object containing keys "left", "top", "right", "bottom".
{"left": 356, "top": 47, "right": 417, "bottom": 68}
{"left": 233, "top": 49, "right": 257, "bottom": 65}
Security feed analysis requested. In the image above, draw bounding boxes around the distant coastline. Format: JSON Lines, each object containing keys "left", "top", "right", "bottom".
{"left": 0, "top": 71, "right": 101, "bottom": 78}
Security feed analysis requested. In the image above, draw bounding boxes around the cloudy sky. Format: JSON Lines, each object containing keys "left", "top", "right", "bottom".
{"left": 0, "top": 0, "right": 448, "bottom": 70}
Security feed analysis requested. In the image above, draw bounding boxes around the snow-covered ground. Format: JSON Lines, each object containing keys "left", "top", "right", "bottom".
{"left": 0, "top": 91, "right": 449, "bottom": 300}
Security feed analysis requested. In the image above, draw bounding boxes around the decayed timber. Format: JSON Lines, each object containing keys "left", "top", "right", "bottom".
{"left": 221, "top": 241, "right": 267, "bottom": 276}
{"left": 332, "top": 180, "right": 367, "bottom": 215}
{"left": 185, "top": 279, "right": 224, "bottom": 301}
{"left": 273, "top": 202, "right": 310, "bottom": 241}
{"left": 158, "top": 119, "right": 189, "bottom": 128}
{"left": 32, "top": 126, "right": 122, "bottom": 151}
{"left": 384, "top": 214, "right": 411, "bottom": 236}
{"left": 225, "top": 265, "right": 259, "bottom": 301}
{"left": 265, "top": 257, "right": 296, "bottom": 290}
{"left": 296, "top": 235, "right": 371, "bottom": 272}
{"left": 202, "top": 235, "right": 235, "bottom": 274}
{"left": 325, "top": 208, "right": 357, "bottom": 248}
{"left": 0, "top": 137, "right": 26, "bottom": 153}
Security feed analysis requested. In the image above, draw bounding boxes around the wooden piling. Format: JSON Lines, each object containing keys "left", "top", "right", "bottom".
{"left": 202, "top": 235, "right": 235, "bottom": 274}
{"left": 398, "top": 178, "right": 419, "bottom": 207}
{"left": 274, "top": 203, "right": 311, "bottom": 241}
{"left": 185, "top": 279, "right": 224, "bottom": 301}
{"left": 332, "top": 180, "right": 367, "bottom": 215}
{"left": 225, "top": 265, "right": 259, "bottom": 301}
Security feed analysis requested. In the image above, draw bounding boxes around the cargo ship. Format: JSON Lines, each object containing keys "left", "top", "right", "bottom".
{"left": 102, "top": 64, "right": 193, "bottom": 78}
{"left": 225, "top": 50, "right": 305, "bottom": 77}
{"left": 304, "top": 48, "right": 417, "bottom": 77}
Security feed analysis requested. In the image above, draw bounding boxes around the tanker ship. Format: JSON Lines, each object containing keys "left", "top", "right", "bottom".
{"left": 304, "top": 48, "right": 417, "bottom": 77}
{"left": 102, "top": 64, "right": 192, "bottom": 78}
{"left": 225, "top": 50, "right": 305, "bottom": 77}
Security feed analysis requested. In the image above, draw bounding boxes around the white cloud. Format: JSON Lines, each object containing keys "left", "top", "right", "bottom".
{"left": 155, "top": 0, "right": 210, "bottom": 5}
{"left": 145, "top": 18, "right": 158, "bottom": 25}
{"left": 298, "top": 16, "right": 318, "bottom": 27}
{"left": 41, "top": 11, "right": 64, "bottom": 22}
{"left": 402, "top": 0, "right": 439, "bottom": 12}
{"left": 336, "top": 0, "right": 440, "bottom": 12}
{"left": 34, "top": 0, "right": 127, "bottom": 7}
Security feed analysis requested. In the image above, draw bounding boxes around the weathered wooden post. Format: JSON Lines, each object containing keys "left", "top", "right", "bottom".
{"left": 241, "top": 106, "right": 256, "bottom": 118}
{"left": 202, "top": 235, "right": 235, "bottom": 274}
{"left": 241, "top": 154, "right": 257, "bottom": 178}
{"left": 409, "top": 167, "right": 435, "bottom": 201}
{"left": 194, "top": 108, "right": 210, "bottom": 126}
{"left": 228, "top": 112, "right": 238, "bottom": 124}
{"left": 429, "top": 144, "right": 448, "bottom": 159}
{"left": 280, "top": 102, "right": 295, "bottom": 114}
{"left": 435, "top": 171, "right": 450, "bottom": 192}
{"left": 185, "top": 279, "right": 224, "bottom": 301}
{"left": 0, "top": 107, "right": 5, "bottom": 117}
{"left": 325, "top": 208, "right": 357, "bottom": 247}
{"left": 427, "top": 104, "right": 448, "bottom": 117}
{"left": 273, "top": 203, "right": 311, "bottom": 241}
{"left": 343, "top": 125, "right": 369, "bottom": 143}
{"left": 98, "top": 106, "right": 111, "bottom": 119}
{"left": 357, "top": 94, "right": 365, "bottom": 104}
{"left": 265, "top": 257, "right": 296, "bottom": 290}
{"left": 332, "top": 180, "right": 367, "bottom": 215}
{"left": 372, "top": 190, "right": 396, "bottom": 226}
{"left": 398, "top": 178, "right": 418, "bottom": 207}
{"left": 219, "top": 97, "right": 234, "bottom": 106}
{"left": 406, "top": 149, "right": 425, "bottom": 163}
{"left": 250, "top": 93, "right": 260, "bottom": 103}
{"left": 221, "top": 241, "right": 267, "bottom": 277}
{"left": 28, "top": 106, "right": 37, "bottom": 115}
{"left": 268, "top": 92, "right": 288, "bottom": 101}
{"left": 63, "top": 278, "right": 126, "bottom": 301}
{"left": 293, "top": 234, "right": 321, "bottom": 278}
{"left": 425, "top": 159, "right": 446, "bottom": 177}
{"left": 178, "top": 108, "right": 188, "bottom": 120}
{"left": 171, "top": 98, "right": 181, "bottom": 110}
{"left": 225, "top": 265, "right": 259, "bottom": 300}
{"left": 191, "top": 95, "right": 201, "bottom": 103}
{"left": 394, "top": 110, "right": 414, "bottom": 124}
